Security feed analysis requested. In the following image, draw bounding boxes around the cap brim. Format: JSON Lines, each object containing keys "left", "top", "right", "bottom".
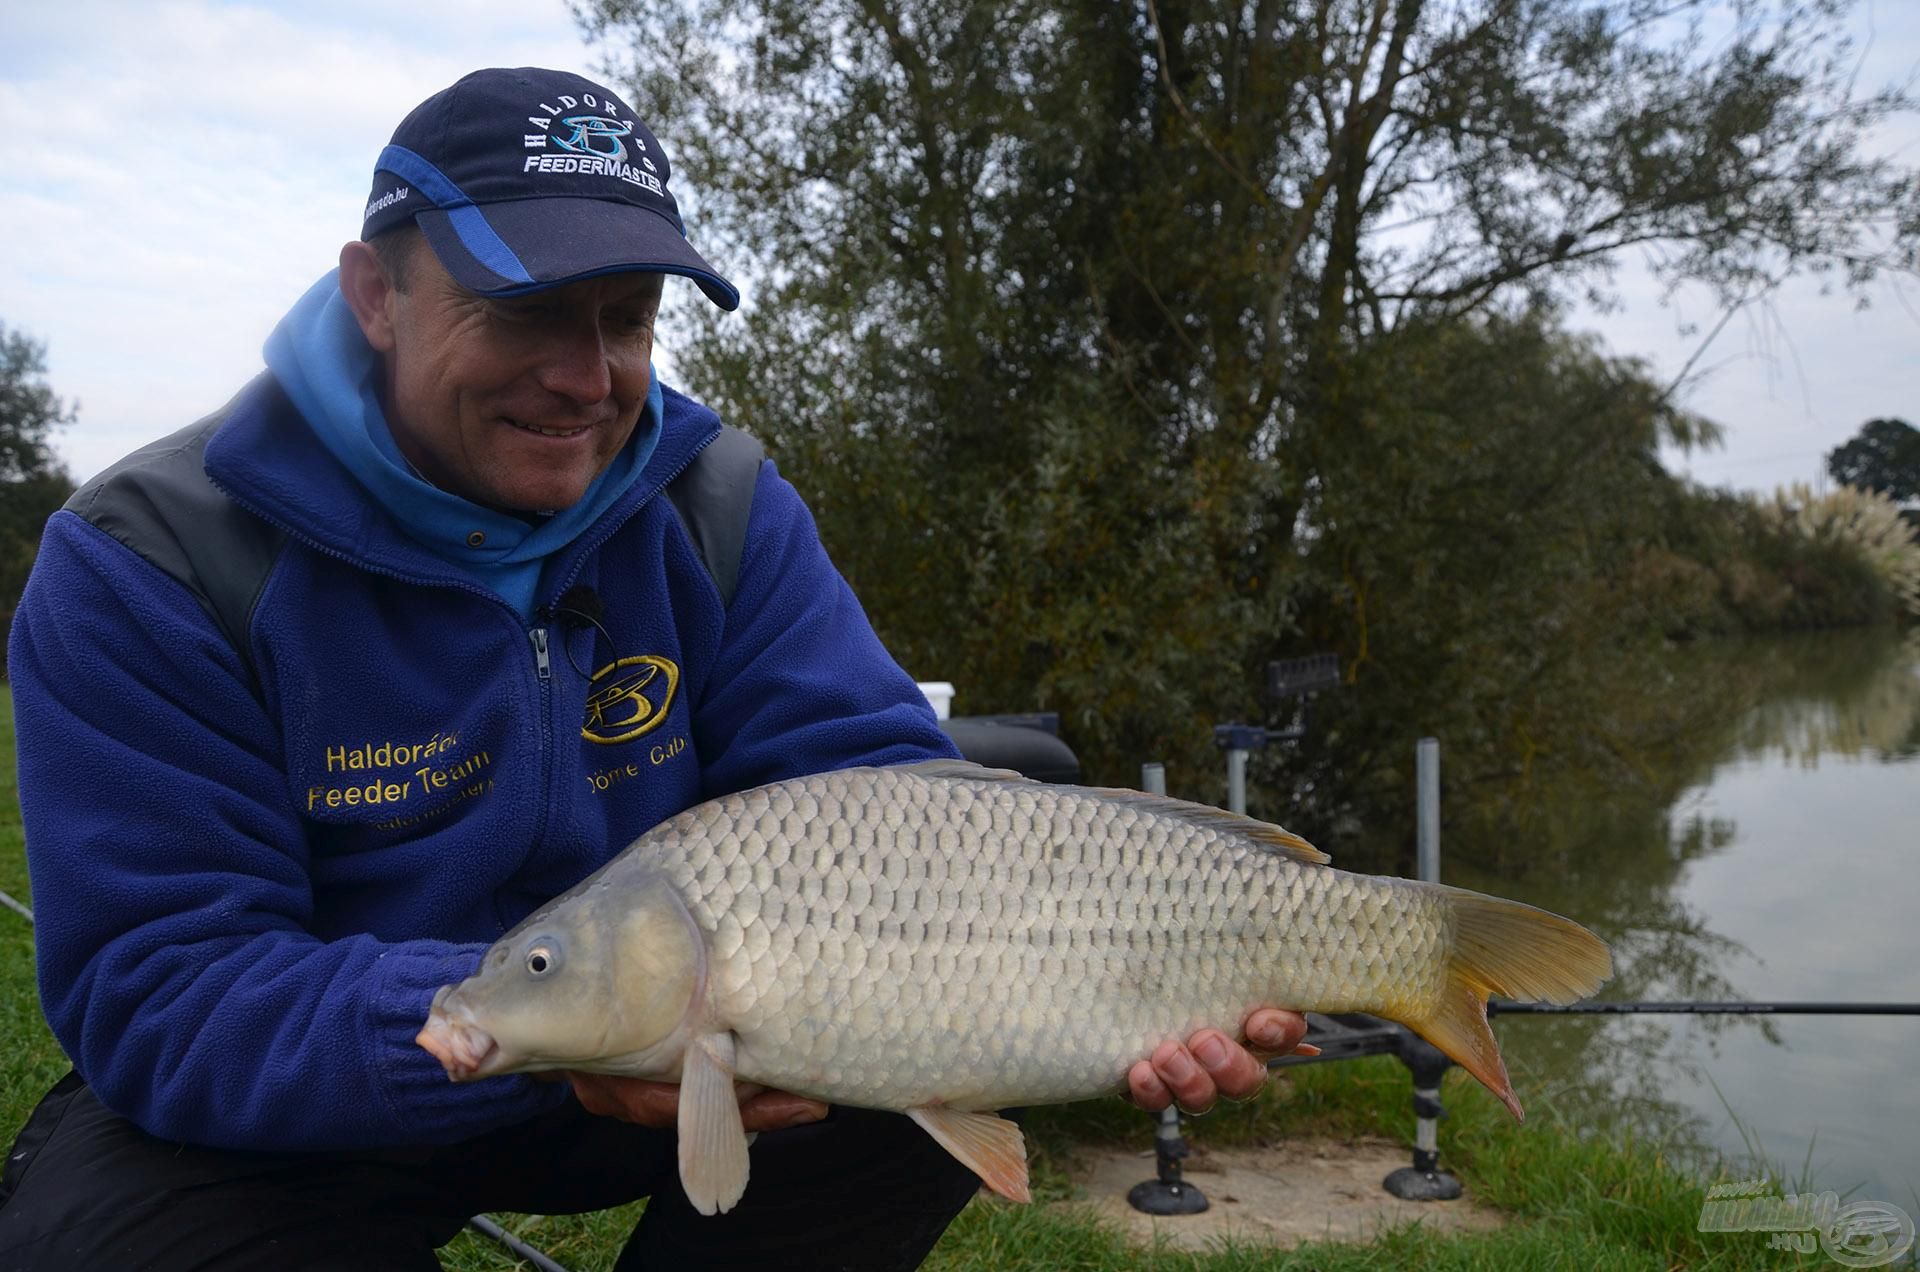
{"left": 416, "top": 197, "right": 740, "bottom": 311}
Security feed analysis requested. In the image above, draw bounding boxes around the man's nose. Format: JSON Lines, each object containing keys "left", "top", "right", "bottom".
{"left": 535, "top": 330, "right": 614, "bottom": 404}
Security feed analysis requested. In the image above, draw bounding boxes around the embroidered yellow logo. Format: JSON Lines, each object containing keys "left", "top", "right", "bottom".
{"left": 582, "top": 655, "right": 680, "bottom": 745}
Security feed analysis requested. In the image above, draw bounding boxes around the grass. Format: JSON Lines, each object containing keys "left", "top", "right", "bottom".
{"left": 0, "top": 684, "right": 1898, "bottom": 1270}
{"left": 431, "top": 1062, "right": 1874, "bottom": 1271}
{"left": 0, "top": 687, "right": 71, "bottom": 1133}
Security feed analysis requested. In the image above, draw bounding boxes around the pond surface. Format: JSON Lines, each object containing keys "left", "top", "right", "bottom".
{"left": 1440, "top": 628, "right": 1920, "bottom": 1208}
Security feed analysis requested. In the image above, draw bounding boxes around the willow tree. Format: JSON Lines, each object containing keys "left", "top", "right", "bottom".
{"left": 578, "top": 0, "right": 1916, "bottom": 827}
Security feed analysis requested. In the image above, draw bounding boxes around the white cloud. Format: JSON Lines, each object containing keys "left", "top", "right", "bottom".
{"left": 3, "top": 0, "right": 1916, "bottom": 495}
{"left": 1, "top": 0, "right": 603, "bottom": 480}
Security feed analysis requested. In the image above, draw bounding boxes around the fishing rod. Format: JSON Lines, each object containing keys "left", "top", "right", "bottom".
{"left": 1490, "top": 1000, "right": 1920, "bottom": 1016}
{"left": 466, "top": 1216, "right": 572, "bottom": 1272}
{"left": 9, "top": 888, "right": 1915, "bottom": 1019}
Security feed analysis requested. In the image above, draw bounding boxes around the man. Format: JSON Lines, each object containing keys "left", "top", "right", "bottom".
{"left": 0, "top": 68, "right": 1306, "bottom": 1269}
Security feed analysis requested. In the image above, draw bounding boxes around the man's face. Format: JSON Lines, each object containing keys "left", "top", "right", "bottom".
{"left": 362, "top": 244, "right": 663, "bottom": 513}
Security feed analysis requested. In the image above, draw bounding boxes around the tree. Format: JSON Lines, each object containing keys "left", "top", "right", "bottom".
{"left": 577, "top": 0, "right": 1918, "bottom": 830}
{"left": 0, "top": 322, "right": 77, "bottom": 650}
{"left": 0, "top": 323, "right": 77, "bottom": 484}
{"left": 1827, "top": 418, "right": 1920, "bottom": 504}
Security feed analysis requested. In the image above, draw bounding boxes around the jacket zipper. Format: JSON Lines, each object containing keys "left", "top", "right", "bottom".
{"left": 528, "top": 625, "right": 555, "bottom": 883}
{"left": 529, "top": 627, "right": 552, "bottom": 680}
{"left": 206, "top": 475, "right": 568, "bottom": 859}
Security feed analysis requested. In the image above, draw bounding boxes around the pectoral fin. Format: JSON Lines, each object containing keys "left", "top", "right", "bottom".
{"left": 907, "top": 1106, "right": 1030, "bottom": 1203}
{"left": 678, "top": 1032, "right": 752, "bottom": 1215}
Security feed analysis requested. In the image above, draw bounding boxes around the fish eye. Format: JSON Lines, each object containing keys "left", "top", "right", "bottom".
{"left": 525, "top": 943, "right": 561, "bottom": 977}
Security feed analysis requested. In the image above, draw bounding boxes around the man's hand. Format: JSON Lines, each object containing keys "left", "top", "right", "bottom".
{"left": 565, "top": 1071, "right": 829, "bottom": 1133}
{"left": 1126, "top": 1008, "right": 1317, "bottom": 1115}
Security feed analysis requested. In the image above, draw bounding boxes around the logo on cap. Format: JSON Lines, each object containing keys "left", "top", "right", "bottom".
{"left": 555, "top": 115, "right": 630, "bottom": 162}
{"left": 522, "top": 92, "right": 663, "bottom": 197}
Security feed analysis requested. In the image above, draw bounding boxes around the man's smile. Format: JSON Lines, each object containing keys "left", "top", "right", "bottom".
{"left": 505, "top": 416, "right": 594, "bottom": 439}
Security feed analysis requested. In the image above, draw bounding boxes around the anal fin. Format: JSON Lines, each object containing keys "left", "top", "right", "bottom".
{"left": 907, "top": 1106, "right": 1030, "bottom": 1203}
{"left": 678, "top": 1032, "right": 752, "bottom": 1215}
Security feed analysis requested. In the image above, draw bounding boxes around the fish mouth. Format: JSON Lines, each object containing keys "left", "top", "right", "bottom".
{"left": 416, "top": 985, "right": 504, "bottom": 1082}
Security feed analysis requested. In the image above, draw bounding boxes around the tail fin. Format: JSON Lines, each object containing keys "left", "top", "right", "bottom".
{"left": 1402, "top": 890, "right": 1611, "bottom": 1122}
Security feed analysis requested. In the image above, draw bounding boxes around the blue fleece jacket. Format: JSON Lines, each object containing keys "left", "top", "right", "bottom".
{"left": 10, "top": 370, "right": 957, "bottom": 1150}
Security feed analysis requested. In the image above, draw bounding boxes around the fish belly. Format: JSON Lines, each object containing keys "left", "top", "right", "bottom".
{"left": 648, "top": 765, "right": 1450, "bottom": 1112}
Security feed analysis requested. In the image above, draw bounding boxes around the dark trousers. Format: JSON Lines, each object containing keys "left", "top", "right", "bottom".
{"left": 0, "top": 1072, "right": 982, "bottom": 1271}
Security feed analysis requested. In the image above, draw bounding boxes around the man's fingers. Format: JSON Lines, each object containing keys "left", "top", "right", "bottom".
{"left": 1243, "top": 1008, "right": 1312, "bottom": 1060}
{"left": 1127, "top": 1057, "right": 1174, "bottom": 1111}
{"left": 1125, "top": 1010, "right": 1318, "bottom": 1114}
{"left": 566, "top": 1072, "right": 679, "bottom": 1127}
{"left": 1147, "top": 1040, "right": 1219, "bottom": 1115}
{"left": 738, "top": 1088, "right": 828, "bottom": 1133}
{"left": 569, "top": 1072, "right": 826, "bottom": 1133}
{"left": 1190, "top": 1029, "right": 1271, "bottom": 1102}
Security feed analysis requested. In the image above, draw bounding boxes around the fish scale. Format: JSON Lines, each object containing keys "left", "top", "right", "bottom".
{"left": 421, "top": 758, "right": 1610, "bottom": 1214}
{"left": 649, "top": 765, "right": 1432, "bottom": 1109}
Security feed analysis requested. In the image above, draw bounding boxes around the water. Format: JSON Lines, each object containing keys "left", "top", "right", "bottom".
{"left": 1442, "top": 629, "right": 1920, "bottom": 1209}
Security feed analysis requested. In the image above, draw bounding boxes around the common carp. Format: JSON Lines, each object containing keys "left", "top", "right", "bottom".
{"left": 418, "top": 760, "right": 1609, "bottom": 1213}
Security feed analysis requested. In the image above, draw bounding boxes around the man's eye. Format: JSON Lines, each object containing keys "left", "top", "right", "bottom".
{"left": 496, "top": 302, "right": 554, "bottom": 323}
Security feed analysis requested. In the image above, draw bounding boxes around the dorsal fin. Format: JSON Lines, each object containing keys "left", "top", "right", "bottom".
{"left": 890, "top": 759, "right": 1330, "bottom": 866}
{"left": 894, "top": 758, "right": 1034, "bottom": 784}
{"left": 1084, "top": 786, "right": 1330, "bottom": 865}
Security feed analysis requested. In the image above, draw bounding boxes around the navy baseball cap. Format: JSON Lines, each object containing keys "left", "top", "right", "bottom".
{"left": 360, "top": 67, "right": 738, "bottom": 310}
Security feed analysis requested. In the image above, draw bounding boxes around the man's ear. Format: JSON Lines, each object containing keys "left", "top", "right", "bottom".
{"left": 338, "top": 240, "right": 399, "bottom": 353}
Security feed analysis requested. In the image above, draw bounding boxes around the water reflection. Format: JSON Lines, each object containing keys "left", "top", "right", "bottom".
{"left": 1731, "top": 630, "right": 1920, "bottom": 765}
{"left": 1436, "top": 630, "right": 1919, "bottom": 1201}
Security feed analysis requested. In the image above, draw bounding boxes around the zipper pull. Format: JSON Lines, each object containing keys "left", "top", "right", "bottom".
{"left": 529, "top": 627, "right": 552, "bottom": 680}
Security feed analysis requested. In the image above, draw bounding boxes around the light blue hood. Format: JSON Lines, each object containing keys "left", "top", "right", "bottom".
{"left": 262, "top": 270, "right": 662, "bottom": 617}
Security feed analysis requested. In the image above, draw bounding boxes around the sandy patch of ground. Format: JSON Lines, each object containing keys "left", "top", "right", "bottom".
{"left": 1053, "top": 1136, "right": 1506, "bottom": 1251}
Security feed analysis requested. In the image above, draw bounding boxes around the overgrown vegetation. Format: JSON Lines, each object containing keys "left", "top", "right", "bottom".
{"left": 578, "top": 0, "right": 1920, "bottom": 841}
{"left": 1761, "top": 482, "right": 1920, "bottom": 619}
{"left": 430, "top": 1063, "right": 1865, "bottom": 1270}
{"left": 0, "top": 321, "right": 76, "bottom": 663}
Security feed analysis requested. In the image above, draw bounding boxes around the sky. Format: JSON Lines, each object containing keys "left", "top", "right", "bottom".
{"left": 2, "top": 0, "right": 1916, "bottom": 493}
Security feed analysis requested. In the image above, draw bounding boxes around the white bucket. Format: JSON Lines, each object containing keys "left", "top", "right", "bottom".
{"left": 916, "top": 681, "right": 956, "bottom": 721}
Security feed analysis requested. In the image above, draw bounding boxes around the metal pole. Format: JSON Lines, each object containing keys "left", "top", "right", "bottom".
{"left": 1128, "top": 760, "right": 1208, "bottom": 1216}
{"left": 0, "top": 890, "right": 33, "bottom": 923}
{"left": 1383, "top": 1033, "right": 1462, "bottom": 1201}
{"left": 1415, "top": 738, "right": 1440, "bottom": 884}
{"left": 1225, "top": 748, "right": 1248, "bottom": 816}
{"left": 1388, "top": 740, "right": 1460, "bottom": 1202}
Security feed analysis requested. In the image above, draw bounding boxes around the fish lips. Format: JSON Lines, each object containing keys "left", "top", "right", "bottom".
{"left": 416, "top": 985, "right": 507, "bottom": 1081}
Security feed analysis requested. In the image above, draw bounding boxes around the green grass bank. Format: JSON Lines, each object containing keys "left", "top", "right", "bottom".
{"left": 0, "top": 685, "right": 1889, "bottom": 1270}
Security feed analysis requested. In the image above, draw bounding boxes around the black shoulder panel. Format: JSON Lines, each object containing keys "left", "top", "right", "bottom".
{"left": 64, "top": 395, "right": 287, "bottom": 667}
{"left": 663, "top": 425, "right": 766, "bottom": 609}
